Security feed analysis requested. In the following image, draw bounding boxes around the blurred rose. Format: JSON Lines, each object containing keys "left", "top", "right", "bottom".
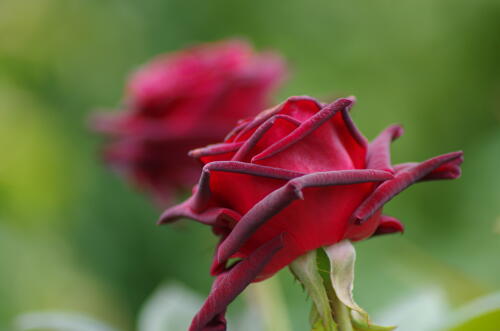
{"left": 91, "top": 40, "right": 287, "bottom": 205}
{"left": 160, "top": 96, "right": 463, "bottom": 331}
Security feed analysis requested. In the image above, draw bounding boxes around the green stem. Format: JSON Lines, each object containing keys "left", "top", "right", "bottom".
{"left": 320, "top": 263, "right": 352, "bottom": 331}
{"left": 317, "top": 248, "right": 354, "bottom": 331}
{"left": 329, "top": 289, "right": 353, "bottom": 331}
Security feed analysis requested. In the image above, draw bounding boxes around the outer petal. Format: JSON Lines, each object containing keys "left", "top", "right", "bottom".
{"left": 393, "top": 152, "right": 463, "bottom": 181}
{"left": 158, "top": 161, "right": 304, "bottom": 225}
{"left": 189, "top": 142, "right": 244, "bottom": 164}
{"left": 194, "top": 161, "right": 305, "bottom": 212}
{"left": 373, "top": 215, "right": 405, "bottom": 236}
{"left": 351, "top": 151, "right": 464, "bottom": 224}
{"left": 158, "top": 197, "right": 241, "bottom": 227}
{"left": 338, "top": 105, "right": 369, "bottom": 168}
{"left": 189, "top": 235, "right": 283, "bottom": 331}
{"left": 366, "top": 125, "right": 404, "bottom": 172}
{"left": 215, "top": 169, "right": 393, "bottom": 272}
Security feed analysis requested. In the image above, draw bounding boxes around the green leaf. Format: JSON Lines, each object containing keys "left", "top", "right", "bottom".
{"left": 290, "top": 250, "right": 337, "bottom": 331}
{"left": 375, "top": 288, "right": 449, "bottom": 331}
{"left": 439, "top": 292, "right": 500, "bottom": 331}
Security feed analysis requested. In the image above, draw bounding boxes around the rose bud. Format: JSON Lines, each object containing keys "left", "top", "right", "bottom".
{"left": 91, "top": 40, "right": 287, "bottom": 205}
{"left": 159, "top": 96, "right": 463, "bottom": 331}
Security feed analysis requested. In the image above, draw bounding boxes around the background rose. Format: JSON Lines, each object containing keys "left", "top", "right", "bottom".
{"left": 160, "top": 96, "right": 463, "bottom": 331}
{"left": 91, "top": 40, "right": 287, "bottom": 205}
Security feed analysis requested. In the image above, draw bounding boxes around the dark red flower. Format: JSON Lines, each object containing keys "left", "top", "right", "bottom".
{"left": 91, "top": 40, "right": 287, "bottom": 205}
{"left": 160, "top": 96, "right": 463, "bottom": 331}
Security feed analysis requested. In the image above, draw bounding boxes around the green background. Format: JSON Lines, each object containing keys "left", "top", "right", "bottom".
{"left": 0, "top": 0, "right": 499, "bottom": 330}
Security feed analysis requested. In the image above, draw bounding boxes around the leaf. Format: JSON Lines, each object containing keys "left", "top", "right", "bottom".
{"left": 13, "top": 311, "right": 120, "bottom": 331}
{"left": 323, "top": 240, "right": 367, "bottom": 320}
{"left": 375, "top": 287, "right": 449, "bottom": 331}
{"left": 439, "top": 291, "right": 500, "bottom": 331}
{"left": 290, "top": 250, "right": 337, "bottom": 331}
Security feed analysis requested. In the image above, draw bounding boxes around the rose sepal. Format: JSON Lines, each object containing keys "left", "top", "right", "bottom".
{"left": 291, "top": 241, "right": 395, "bottom": 331}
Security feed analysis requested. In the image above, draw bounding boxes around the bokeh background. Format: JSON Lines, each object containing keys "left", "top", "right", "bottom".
{"left": 1, "top": 0, "right": 499, "bottom": 330}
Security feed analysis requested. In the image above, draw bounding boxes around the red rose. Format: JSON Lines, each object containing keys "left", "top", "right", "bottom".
{"left": 160, "top": 96, "right": 463, "bottom": 331}
{"left": 91, "top": 40, "right": 287, "bottom": 205}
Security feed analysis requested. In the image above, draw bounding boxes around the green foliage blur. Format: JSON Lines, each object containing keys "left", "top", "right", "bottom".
{"left": 0, "top": 0, "right": 499, "bottom": 330}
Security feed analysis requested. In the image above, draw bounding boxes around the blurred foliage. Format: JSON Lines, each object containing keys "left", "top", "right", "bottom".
{"left": 0, "top": 0, "right": 499, "bottom": 330}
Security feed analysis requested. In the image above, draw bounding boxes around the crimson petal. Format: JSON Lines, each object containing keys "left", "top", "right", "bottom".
{"left": 373, "top": 215, "right": 404, "bottom": 236}
{"left": 341, "top": 105, "right": 369, "bottom": 150}
{"left": 189, "top": 142, "right": 244, "bottom": 158}
{"left": 158, "top": 197, "right": 241, "bottom": 226}
{"left": 216, "top": 169, "right": 393, "bottom": 267}
{"left": 192, "top": 161, "right": 305, "bottom": 211}
{"left": 189, "top": 235, "right": 284, "bottom": 331}
{"left": 352, "top": 151, "right": 464, "bottom": 224}
{"left": 231, "top": 101, "right": 285, "bottom": 142}
{"left": 232, "top": 114, "right": 300, "bottom": 161}
{"left": 367, "top": 125, "right": 404, "bottom": 172}
{"left": 394, "top": 152, "right": 463, "bottom": 181}
{"left": 231, "top": 96, "right": 322, "bottom": 143}
{"left": 158, "top": 161, "right": 304, "bottom": 223}
{"left": 251, "top": 97, "right": 355, "bottom": 162}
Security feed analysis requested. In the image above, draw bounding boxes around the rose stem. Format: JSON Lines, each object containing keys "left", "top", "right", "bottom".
{"left": 329, "top": 287, "right": 353, "bottom": 331}
{"left": 320, "top": 268, "right": 353, "bottom": 331}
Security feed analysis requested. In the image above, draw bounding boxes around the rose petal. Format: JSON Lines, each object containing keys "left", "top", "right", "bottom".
{"left": 373, "top": 215, "right": 405, "bottom": 236}
{"left": 351, "top": 151, "right": 464, "bottom": 224}
{"left": 338, "top": 106, "right": 368, "bottom": 168}
{"left": 367, "top": 125, "right": 404, "bottom": 172}
{"left": 189, "top": 142, "right": 244, "bottom": 164}
{"left": 224, "top": 118, "right": 251, "bottom": 142}
{"left": 252, "top": 98, "right": 354, "bottom": 163}
{"left": 231, "top": 96, "right": 322, "bottom": 142}
{"left": 158, "top": 196, "right": 241, "bottom": 226}
{"left": 232, "top": 114, "right": 300, "bottom": 162}
{"left": 276, "top": 96, "right": 325, "bottom": 122}
{"left": 231, "top": 103, "right": 283, "bottom": 142}
{"left": 188, "top": 161, "right": 305, "bottom": 212}
{"left": 189, "top": 235, "right": 283, "bottom": 331}
{"left": 394, "top": 152, "right": 463, "bottom": 181}
{"left": 216, "top": 169, "right": 393, "bottom": 269}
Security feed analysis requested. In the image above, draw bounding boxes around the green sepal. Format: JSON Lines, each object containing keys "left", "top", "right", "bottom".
{"left": 310, "top": 306, "right": 327, "bottom": 331}
{"left": 322, "top": 240, "right": 396, "bottom": 331}
{"left": 323, "top": 240, "right": 367, "bottom": 320}
{"left": 351, "top": 311, "right": 396, "bottom": 331}
{"left": 290, "top": 250, "right": 337, "bottom": 331}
